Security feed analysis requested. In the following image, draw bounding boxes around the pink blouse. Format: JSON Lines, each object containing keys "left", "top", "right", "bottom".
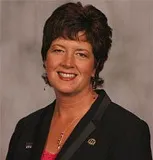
{"left": 41, "top": 150, "right": 57, "bottom": 160}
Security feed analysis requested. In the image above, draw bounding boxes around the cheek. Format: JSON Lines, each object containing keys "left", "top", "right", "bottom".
{"left": 45, "top": 55, "right": 59, "bottom": 71}
{"left": 79, "top": 61, "right": 95, "bottom": 77}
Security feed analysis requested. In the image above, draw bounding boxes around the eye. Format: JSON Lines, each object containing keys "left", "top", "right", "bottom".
{"left": 76, "top": 53, "right": 88, "bottom": 58}
{"left": 53, "top": 49, "right": 64, "bottom": 53}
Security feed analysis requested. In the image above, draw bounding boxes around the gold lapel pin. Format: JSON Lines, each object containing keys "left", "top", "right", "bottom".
{"left": 87, "top": 138, "right": 96, "bottom": 146}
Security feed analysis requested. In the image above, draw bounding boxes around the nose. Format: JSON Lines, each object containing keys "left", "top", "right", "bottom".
{"left": 60, "top": 53, "right": 75, "bottom": 69}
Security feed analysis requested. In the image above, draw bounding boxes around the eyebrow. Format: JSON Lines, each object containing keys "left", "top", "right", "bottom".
{"left": 75, "top": 48, "right": 90, "bottom": 53}
{"left": 51, "top": 44, "right": 65, "bottom": 48}
{"left": 51, "top": 44, "right": 90, "bottom": 53}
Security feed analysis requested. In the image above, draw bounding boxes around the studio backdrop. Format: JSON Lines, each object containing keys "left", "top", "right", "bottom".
{"left": 1, "top": 0, "right": 153, "bottom": 159}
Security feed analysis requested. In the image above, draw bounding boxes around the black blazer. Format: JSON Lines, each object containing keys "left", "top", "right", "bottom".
{"left": 6, "top": 90, "right": 152, "bottom": 160}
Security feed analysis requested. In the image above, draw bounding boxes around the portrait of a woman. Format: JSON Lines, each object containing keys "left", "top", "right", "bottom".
{"left": 6, "top": 2, "right": 152, "bottom": 160}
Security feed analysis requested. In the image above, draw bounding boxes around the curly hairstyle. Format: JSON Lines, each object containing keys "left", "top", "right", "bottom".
{"left": 41, "top": 2, "right": 112, "bottom": 89}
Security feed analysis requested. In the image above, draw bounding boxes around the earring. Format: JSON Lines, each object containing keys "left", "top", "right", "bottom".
{"left": 42, "top": 72, "right": 48, "bottom": 91}
{"left": 44, "top": 85, "right": 47, "bottom": 91}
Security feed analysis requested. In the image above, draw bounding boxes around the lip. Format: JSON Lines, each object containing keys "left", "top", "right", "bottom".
{"left": 57, "top": 71, "right": 78, "bottom": 76}
{"left": 57, "top": 71, "right": 77, "bottom": 81}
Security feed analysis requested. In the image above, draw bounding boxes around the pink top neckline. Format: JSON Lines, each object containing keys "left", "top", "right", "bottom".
{"left": 41, "top": 150, "right": 58, "bottom": 160}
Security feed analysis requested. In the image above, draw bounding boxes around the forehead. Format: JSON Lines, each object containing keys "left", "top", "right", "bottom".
{"left": 51, "top": 31, "right": 92, "bottom": 48}
{"left": 51, "top": 37, "right": 92, "bottom": 50}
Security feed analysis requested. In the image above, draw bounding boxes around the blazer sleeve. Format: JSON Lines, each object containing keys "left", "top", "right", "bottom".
{"left": 6, "top": 119, "right": 25, "bottom": 160}
{"left": 111, "top": 121, "right": 152, "bottom": 160}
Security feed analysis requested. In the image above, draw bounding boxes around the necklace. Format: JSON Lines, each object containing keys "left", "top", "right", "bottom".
{"left": 55, "top": 91, "right": 98, "bottom": 150}
{"left": 57, "top": 116, "right": 81, "bottom": 150}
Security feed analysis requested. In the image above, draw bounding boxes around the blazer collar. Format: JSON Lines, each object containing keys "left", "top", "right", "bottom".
{"left": 57, "top": 90, "right": 111, "bottom": 160}
{"left": 30, "top": 90, "right": 111, "bottom": 160}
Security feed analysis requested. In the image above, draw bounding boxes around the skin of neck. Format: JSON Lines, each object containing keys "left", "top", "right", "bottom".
{"left": 54, "top": 85, "right": 98, "bottom": 120}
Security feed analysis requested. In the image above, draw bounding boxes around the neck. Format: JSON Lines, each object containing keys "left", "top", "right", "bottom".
{"left": 54, "top": 87, "right": 98, "bottom": 120}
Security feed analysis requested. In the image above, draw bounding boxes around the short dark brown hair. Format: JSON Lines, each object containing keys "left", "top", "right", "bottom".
{"left": 41, "top": 2, "right": 112, "bottom": 89}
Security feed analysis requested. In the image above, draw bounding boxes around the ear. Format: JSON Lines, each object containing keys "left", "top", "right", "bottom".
{"left": 43, "top": 61, "right": 47, "bottom": 69}
{"left": 92, "top": 59, "right": 100, "bottom": 77}
{"left": 91, "top": 68, "right": 96, "bottom": 77}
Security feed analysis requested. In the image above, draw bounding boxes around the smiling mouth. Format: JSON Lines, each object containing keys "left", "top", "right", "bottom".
{"left": 57, "top": 72, "right": 77, "bottom": 80}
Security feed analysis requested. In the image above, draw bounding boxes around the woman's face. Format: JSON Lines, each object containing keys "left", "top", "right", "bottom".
{"left": 45, "top": 32, "right": 95, "bottom": 96}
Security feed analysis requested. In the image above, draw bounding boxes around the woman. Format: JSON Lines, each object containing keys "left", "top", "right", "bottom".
{"left": 6, "top": 2, "right": 152, "bottom": 160}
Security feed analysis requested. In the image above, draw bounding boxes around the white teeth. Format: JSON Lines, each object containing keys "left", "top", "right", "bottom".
{"left": 58, "top": 72, "right": 76, "bottom": 78}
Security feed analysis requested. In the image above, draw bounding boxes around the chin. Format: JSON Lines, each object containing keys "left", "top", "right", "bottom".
{"left": 54, "top": 85, "right": 82, "bottom": 96}
{"left": 58, "top": 88, "right": 73, "bottom": 93}
{"left": 50, "top": 79, "right": 90, "bottom": 96}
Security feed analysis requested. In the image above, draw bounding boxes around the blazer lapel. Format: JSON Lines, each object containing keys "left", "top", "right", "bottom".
{"left": 57, "top": 121, "right": 96, "bottom": 160}
{"left": 56, "top": 90, "right": 111, "bottom": 160}
{"left": 92, "top": 92, "right": 111, "bottom": 121}
{"left": 30, "top": 101, "right": 55, "bottom": 160}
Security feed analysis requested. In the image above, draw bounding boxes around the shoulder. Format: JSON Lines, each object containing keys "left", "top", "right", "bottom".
{"left": 103, "top": 102, "right": 150, "bottom": 137}
{"left": 101, "top": 102, "right": 152, "bottom": 159}
{"left": 95, "top": 90, "right": 150, "bottom": 134}
{"left": 16, "top": 102, "right": 54, "bottom": 130}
